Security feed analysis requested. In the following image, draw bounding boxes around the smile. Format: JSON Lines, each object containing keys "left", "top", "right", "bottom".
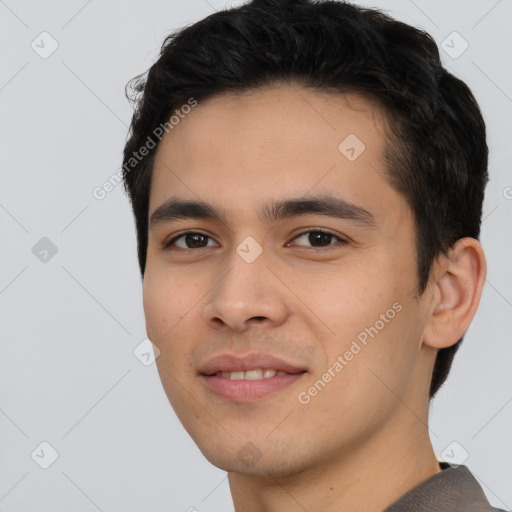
{"left": 214, "top": 369, "right": 288, "bottom": 379}
{"left": 199, "top": 352, "right": 308, "bottom": 401}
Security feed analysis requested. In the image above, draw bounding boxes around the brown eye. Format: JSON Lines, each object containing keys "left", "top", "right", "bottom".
{"left": 308, "top": 232, "right": 333, "bottom": 246}
{"left": 164, "top": 232, "right": 217, "bottom": 249}
{"left": 293, "top": 230, "right": 347, "bottom": 248}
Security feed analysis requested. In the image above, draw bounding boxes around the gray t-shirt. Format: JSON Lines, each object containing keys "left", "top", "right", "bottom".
{"left": 383, "top": 462, "right": 507, "bottom": 512}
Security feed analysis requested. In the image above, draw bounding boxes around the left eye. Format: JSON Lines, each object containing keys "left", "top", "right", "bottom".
{"left": 291, "top": 230, "right": 347, "bottom": 248}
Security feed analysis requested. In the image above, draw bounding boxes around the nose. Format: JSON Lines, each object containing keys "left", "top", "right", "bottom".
{"left": 202, "top": 247, "right": 290, "bottom": 332}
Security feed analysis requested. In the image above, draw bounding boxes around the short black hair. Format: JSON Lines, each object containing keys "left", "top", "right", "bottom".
{"left": 122, "top": 0, "right": 489, "bottom": 399}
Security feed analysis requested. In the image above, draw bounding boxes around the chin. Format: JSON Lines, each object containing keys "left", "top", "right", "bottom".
{"left": 206, "top": 456, "right": 302, "bottom": 478}
{"left": 196, "top": 438, "right": 311, "bottom": 478}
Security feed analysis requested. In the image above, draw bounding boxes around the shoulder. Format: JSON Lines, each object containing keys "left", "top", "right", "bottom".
{"left": 384, "top": 463, "right": 507, "bottom": 512}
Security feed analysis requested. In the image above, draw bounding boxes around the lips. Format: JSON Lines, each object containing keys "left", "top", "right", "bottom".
{"left": 199, "top": 353, "right": 308, "bottom": 401}
{"left": 199, "top": 353, "right": 306, "bottom": 376}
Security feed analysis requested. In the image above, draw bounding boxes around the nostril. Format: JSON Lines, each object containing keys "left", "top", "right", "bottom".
{"left": 250, "top": 316, "right": 267, "bottom": 322}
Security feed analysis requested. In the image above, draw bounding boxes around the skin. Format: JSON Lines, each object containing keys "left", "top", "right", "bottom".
{"left": 143, "top": 83, "right": 486, "bottom": 512}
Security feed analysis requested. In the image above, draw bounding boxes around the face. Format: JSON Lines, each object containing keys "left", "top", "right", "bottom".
{"left": 143, "top": 84, "right": 435, "bottom": 477}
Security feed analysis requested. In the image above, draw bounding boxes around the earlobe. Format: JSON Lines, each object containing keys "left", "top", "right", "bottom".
{"left": 423, "top": 237, "right": 486, "bottom": 349}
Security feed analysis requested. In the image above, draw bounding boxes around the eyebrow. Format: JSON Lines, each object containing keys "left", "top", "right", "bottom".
{"left": 149, "top": 194, "right": 377, "bottom": 230}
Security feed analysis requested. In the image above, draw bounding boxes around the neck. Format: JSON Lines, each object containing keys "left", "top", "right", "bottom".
{"left": 228, "top": 412, "right": 441, "bottom": 512}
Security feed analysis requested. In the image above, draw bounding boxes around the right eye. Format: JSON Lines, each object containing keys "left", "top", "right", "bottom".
{"left": 163, "top": 232, "right": 219, "bottom": 250}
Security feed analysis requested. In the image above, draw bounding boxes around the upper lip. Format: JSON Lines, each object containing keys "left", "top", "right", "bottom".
{"left": 199, "top": 353, "right": 307, "bottom": 375}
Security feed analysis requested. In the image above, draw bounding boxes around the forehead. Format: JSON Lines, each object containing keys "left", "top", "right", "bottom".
{"left": 149, "top": 84, "right": 402, "bottom": 224}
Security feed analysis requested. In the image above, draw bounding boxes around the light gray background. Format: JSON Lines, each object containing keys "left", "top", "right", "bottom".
{"left": 1, "top": 0, "right": 511, "bottom": 510}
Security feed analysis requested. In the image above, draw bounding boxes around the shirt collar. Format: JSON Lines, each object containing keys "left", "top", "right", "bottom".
{"left": 383, "top": 462, "right": 498, "bottom": 512}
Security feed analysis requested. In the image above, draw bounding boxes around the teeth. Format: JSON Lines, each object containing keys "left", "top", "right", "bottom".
{"left": 245, "top": 369, "right": 263, "bottom": 380}
{"left": 215, "top": 369, "right": 279, "bottom": 379}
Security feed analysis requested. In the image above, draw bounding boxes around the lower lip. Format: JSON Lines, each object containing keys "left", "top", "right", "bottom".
{"left": 200, "top": 373, "right": 306, "bottom": 401}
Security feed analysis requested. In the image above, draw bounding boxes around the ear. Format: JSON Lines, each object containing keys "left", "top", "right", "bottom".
{"left": 423, "top": 237, "right": 486, "bottom": 349}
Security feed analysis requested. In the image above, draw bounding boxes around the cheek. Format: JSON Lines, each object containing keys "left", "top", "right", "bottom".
{"left": 294, "top": 267, "right": 383, "bottom": 342}
{"left": 300, "top": 304, "right": 420, "bottom": 434}
{"left": 143, "top": 273, "right": 199, "bottom": 399}
{"left": 301, "top": 264, "right": 417, "bottom": 377}
{"left": 142, "top": 269, "right": 197, "bottom": 348}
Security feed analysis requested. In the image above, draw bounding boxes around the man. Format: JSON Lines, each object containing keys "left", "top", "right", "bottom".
{"left": 122, "top": 0, "right": 504, "bottom": 510}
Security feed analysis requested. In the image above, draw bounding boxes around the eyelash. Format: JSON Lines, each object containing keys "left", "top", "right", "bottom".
{"left": 163, "top": 229, "right": 348, "bottom": 251}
